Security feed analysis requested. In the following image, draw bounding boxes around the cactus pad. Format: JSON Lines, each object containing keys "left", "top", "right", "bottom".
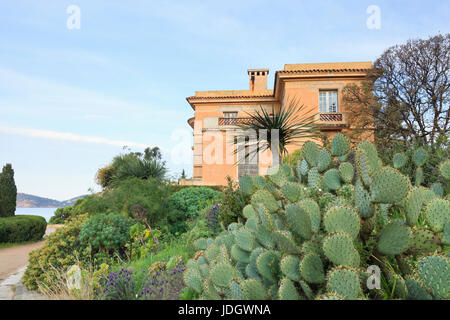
{"left": 323, "top": 232, "right": 360, "bottom": 267}
{"left": 256, "top": 250, "right": 280, "bottom": 283}
{"left": 377, "top": 220, "right": 412, "bottom": 255}
{"left": 302, "top": 141, "right": 319, "bottom": 167}
{"left": 300, "top": 252, "right": 325, "bottom": 284}
{"left": 326, "top": 266, "right": 361, "bottom": 300}
{"left": 280, "top": 255, "right": 301, "bottom": 281}
{"left": 210, "top": 263, "right": 238, "bottom": 287}
{"left": 323, "top": 168, "right": 342, "bottom": 191}
{"left": 439, "top": 160, "right": 450, "bottom": 180}
{"left": 235, "top": 228, "right": 255, "bottom": 252}
{"left": 413, "top": 148, "right": 427, "bottom": 167}
{"left": 286, "top": 203, "right": 313, "bottom": 239}
{"left": 424, "top": 199, "right": 450, "bottom": 232}
{"left": 339, "top": 162, "right": 354, "bottom": 183}
{"left": 417, "top": 254, "right": 449, "bottom": 300}
{"left": 323, "top": 206, "right": 360, "bottom": 239}
{"left": 251, "top": 189, "right": 279, "bottom": 213}
{"left": 281, "top": 182, "right": 302, "bottom": 202}
{"left": 331, "top": 133, "right": 350, "bottom": 156}
{"left": 405, "top": 278, "right": 433, "bottom": 300}
{"left": 241, "top": 279, "right": 268, "bottom": 300}
{"left": 318, "top": 148, "right": 332, "bottom": 172}
{"left": 278, "top": 278, "right": 300, "bottom": 300}
{"left": 355, "top": 181, "right": 373, "bottom": 218}
{"left": 405, "top": 187, "right": 424, "bottom": 226}
{"left": 393, "top": 153, "right": 407, "bottom": 169}
{"left": 371, "top": 167, "right": 411, "bottom": 204}
{"left": 308, "top": 167, "right": 322, "bottom": 190}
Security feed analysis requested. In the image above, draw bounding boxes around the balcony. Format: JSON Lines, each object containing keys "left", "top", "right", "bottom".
{"left": 316, "top": 112, "right": 348, "bottom": 128}
{"left": 218, "top": 117, "right": 254, "bottom": 126}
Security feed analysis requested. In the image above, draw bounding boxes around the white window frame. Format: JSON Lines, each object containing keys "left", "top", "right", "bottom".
{"left": 319, "top": 90, "right": 338, "bottom": 113}
{"left": 223, "top": 112, "right": 238, "bottom": 118}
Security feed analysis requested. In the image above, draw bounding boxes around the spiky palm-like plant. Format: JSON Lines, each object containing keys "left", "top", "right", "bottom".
{"left": 237, "top": 98, "right": 321, "bottom": 165}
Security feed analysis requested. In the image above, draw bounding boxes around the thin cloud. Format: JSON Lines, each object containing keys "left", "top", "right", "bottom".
{"left": 0, "top": 125, "right": 150, "bottom": 149}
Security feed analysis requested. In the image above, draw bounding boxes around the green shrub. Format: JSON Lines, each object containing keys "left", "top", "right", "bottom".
{"left": 80, "top": 213, "right": 131, "bottom": 255}
{"left": 168, "top": 186, "right": 221, "bottom": 218}
{"left": 23, "top": 215, "right": 91, "bottom": 291}
{"left": 0, "top": 215, "right": 46, "bottom": 243}
{"left": 218, "top": 176, "right": 250, "bottom": 228}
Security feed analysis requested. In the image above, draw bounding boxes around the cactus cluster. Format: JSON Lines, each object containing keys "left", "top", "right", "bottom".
{"left": 184, "top": 135, "right": 450, "bottom": 300}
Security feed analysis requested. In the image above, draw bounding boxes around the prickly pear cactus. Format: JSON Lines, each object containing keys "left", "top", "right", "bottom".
{"left": 184, "top": 135, "right": 448, "bottom": 300}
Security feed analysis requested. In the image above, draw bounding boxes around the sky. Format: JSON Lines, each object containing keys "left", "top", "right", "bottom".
{"left": 0, "top": 0, "right": 449, "bottom": 200}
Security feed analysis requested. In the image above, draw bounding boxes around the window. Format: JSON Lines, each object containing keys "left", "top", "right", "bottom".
{"left": 223, "top": 112, "right": 238, "bottom": 118}
{"left": 319, "top": 90, "right": 338, "bottom": 113}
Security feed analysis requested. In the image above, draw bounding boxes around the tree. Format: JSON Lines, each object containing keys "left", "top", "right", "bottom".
{"left": 237, "top": 98, "right": 320, "bottom": 165}
{"left": 342, "top": 34, "right": 450, "bottom": 149}
{"left": 0, "top": 164, "right": 17, "bottom": 217}
{"left": 144, "top": 147, "right": 162, "bottom": 160}
{"left": 95, "top": 148, "right": 167, "bottom": 189}
{"left": 181, "top": 169, "right": 186, "bottom": 179}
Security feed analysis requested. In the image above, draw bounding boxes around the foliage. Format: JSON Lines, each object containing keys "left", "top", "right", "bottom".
{"left": 96, "top": 148, "right": 167, "bottom": 189}
{"left": 100, "top": 260, "right": 186, "bottom": 300}
{"left": 282, "top": 149, "right": 303, "bottom": 168}
{"left": 237, "top": 98, "right": 321, "bottom": 163}
{"left": 80, "top": 213, "right": 131, "bottom": 256}
{"left": 205, "top": 203, "right": 221, "bottom": 234}
{"left": 0, "top": 215, "right": 46, "bottom": 243}
{"left": 183, "top": 135, "right": 449, "bottom": 300}
{"left": 50, "top": 178, "right": 173, "bottom": 229}
{"left": 218, "top": 176, "right": 250, "bottom": 228}
{"left": 342, "top": 33, "right": 449, "bottom": 147}
{"left": 167, "top": 186, "right": 221, "bottom": 219}
{"left": 0, "top": 164, "right": 17, "bottom": 217}
{"left": 23, "top": 213, "right": 132, "bottom": 292}
{"left": 126, "top": 222, "right": 162, "bottom": 260}
{"left": 23, "top": 215, "right": 92, "bottom": 291}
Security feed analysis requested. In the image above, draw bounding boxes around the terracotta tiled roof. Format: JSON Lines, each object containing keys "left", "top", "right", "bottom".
{"left": 283, "top": 62, "right": 372, "bottom": 72}
{"left": 186, "top": 94, "right": 274, "bottom": 100}
{"left": 277, "top": 68, "right": 371, "bottom": 74}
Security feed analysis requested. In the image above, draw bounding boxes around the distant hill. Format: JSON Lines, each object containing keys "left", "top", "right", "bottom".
{"left": 16, "top": 193, "right": 88, "bottom": 208}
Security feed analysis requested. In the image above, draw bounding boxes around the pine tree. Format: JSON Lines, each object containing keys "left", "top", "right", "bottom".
{"left": 0, "top": 164, "right": 17, "bottom": 217}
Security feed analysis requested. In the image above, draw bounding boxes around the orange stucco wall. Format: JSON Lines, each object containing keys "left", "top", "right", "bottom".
{"left": 187, "top": 62, "right": 374, "bottom": 186}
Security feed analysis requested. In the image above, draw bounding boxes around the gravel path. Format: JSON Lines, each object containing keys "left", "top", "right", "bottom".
{"left": 0, "top": 241, "right": 44, "bottom": 282}
{"left": 0, "top": 226, "right": 62, "bottom": 300}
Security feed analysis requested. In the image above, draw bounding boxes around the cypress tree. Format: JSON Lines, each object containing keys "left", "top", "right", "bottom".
{"left": 0, "top": 164, "right": 17, "bottom": 217}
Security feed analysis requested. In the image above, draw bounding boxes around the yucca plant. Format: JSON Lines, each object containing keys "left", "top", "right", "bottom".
{"left": 236, "top": 98, "right": 321, "bottom": 165}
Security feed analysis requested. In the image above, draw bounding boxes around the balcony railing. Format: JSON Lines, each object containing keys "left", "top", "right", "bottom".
{"left": 316, "top": 112, "right": 347, "bottom": 127}
{"left": 218, "top": 117, "right": 254, "bottom": 126}
{"left": 320, "top": 113, "right": 343, "bottom": 122}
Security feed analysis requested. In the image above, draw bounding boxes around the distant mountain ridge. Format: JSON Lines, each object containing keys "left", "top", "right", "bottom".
{"left": 16, "top": 193, "right": 88, "bottom": 208}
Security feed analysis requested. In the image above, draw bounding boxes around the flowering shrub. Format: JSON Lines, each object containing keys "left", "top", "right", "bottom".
{"left": 100, "top": 267, "right": 137, "bottom": 300}
{"left": 100, "top": 260, "right": 186, "bottom": 300}
{"left": 22, "top": 215, "right": 92, "bottom": 291}
{"left": 205, "top": 204, "right": 220, "bottom": 233}
{"left": 126, "top": 222, "right": 161, "bottom": 260}
{"left": 139, "top": 260, "right": 186, "bottom": 300}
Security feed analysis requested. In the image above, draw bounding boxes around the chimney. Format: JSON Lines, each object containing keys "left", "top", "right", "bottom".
{"left": 248, "top": 69, "right": 269, "bottom": 91}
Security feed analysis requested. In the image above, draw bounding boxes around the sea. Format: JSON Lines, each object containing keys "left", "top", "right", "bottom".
{"left": 15, "top": 207, "right": 57, "bottom": 222}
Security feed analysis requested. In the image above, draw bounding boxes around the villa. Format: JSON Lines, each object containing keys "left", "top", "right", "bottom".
{"left": 185, "top": 62, "right": 373, "bottom": 186}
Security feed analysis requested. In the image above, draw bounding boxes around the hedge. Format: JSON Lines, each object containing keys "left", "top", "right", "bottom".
{"left": 0, "top": 215, "right": 47, "bottom": 243}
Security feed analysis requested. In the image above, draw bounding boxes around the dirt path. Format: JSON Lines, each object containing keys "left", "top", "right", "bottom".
{"left": 0, "top": 241, "right": 44, "bottom": 282}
